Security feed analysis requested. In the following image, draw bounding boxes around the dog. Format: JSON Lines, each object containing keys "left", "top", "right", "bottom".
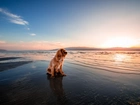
{"left": 47, "top": 48, "right": 67, "bottom": 78}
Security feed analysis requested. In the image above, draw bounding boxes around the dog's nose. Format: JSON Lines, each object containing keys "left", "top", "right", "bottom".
{"left": 65, "top": 52, "right": 67, "bottom": 54}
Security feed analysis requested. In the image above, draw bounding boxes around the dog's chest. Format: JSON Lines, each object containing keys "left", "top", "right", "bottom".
{"left": 54, "top": 63, "right": 61, "bottom": 70}
{"left": 57, "top": 64, "right": 61, "bottom": 69}
{"left": 51, "top": 58, "right": 64, "bottom": 69}
{"left": 54, "top": 60, "right": 63, "bottom": 70}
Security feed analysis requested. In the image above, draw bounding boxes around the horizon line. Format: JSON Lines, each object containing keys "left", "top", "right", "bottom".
{"left": 1, "top": 46, "right": 140, "bottom": 51}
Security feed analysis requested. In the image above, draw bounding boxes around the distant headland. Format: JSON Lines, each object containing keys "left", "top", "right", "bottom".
{"left": 50, "top": 47, "right": 140, "bottom": 51}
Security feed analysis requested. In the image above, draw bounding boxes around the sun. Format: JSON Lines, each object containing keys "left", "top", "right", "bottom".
{"left": 102, "top": 37, "right": 136, "bottom": 48}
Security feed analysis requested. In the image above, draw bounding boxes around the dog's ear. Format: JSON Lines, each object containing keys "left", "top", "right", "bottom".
{"left": 56, "top": 50, "right": 61, "bottom": 56}
{"left": 60, "top": 49, "right": 64, "bottom": 54}
{"left": 55, "top": 49, "right": 61, "bottom": 61}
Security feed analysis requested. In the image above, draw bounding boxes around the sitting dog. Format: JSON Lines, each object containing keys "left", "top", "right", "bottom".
{"left": 47, "top": 48, "right": 67, "bottom": 77}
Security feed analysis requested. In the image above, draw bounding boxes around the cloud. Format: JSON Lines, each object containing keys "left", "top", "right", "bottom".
{"left": 0, "top": 8, "right": 28, "bottom": 25}
{"left": 30, "top": 33, "right": 36, "bottom": 36}
{"left": 0, "top": 40, "right": 6, "bottom": 44}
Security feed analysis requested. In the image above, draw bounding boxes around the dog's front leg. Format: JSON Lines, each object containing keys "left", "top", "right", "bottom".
{"left": 51, "top": 66, "right": 55, "bottom": 78}
{"left": 60, "top": 64, "right": 66, "bottom": 76}
{"left": 47, "top": 67, "right": 51, "bottom": 75}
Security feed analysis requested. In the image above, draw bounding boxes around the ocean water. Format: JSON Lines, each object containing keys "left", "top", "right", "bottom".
{"left": 67, "top": 51, "right": 140, "bottom": 75}
{"left": 0, "top": 50, "right": 140, "bottom": 105}
{"left": 0, "top": 50, "right": 140, "bottom": 74}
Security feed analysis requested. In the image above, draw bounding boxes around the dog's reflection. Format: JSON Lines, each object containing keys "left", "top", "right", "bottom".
{"left": 47, "top": 74, "right": 67, "bottom": 104}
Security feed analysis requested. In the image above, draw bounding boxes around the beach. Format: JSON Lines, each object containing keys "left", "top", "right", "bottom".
{"left": 0, "top": 51, "right": 140, "bottom": 105}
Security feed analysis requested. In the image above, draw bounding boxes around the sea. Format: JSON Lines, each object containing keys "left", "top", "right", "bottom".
{"left": 0, "top": 50, "right": 140, "bottom": 105}
{"left": 0, "top": 50, "right": 140, "bottom": 75}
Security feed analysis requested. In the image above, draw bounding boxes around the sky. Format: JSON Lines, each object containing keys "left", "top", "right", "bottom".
{"left": 0, "top": 0, "right": 140, "bottom": 50}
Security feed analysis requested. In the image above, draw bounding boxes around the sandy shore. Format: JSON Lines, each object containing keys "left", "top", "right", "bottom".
{"left": 0, "top": 57, "right": 140, "bottom": 105}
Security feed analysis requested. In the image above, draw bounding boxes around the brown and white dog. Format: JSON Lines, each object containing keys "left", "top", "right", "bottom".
{"left": 47, "top": 48, "right": 67, "bottom": 77}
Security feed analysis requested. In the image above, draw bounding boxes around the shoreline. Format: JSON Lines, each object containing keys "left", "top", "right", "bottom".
{"left": 0, "top": 57, "right": 32, "bottom": 72}
{"left": 0, "top": 57, "right": 22, "bottom": 61}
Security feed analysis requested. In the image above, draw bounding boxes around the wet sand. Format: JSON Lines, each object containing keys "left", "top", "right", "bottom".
{"left": 0, "top": 57, "right": 22, "bottom": 61}
{"left": 0, "top": 58, "right": 140, "bottom": 105}
{"left": 0, "top": 57, "right": 32, "bottom": 72}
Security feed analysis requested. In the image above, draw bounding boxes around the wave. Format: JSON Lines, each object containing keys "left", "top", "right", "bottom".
{"left": 0, "top": 51, "right": 140, "bottom": 74}
{"left": 66, "top": 51, "right": 140, "bottom": 75}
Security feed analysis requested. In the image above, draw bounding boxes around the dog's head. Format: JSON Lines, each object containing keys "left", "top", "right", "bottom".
{"left": 55, "top": 48, "right": 67, "bottom": 61}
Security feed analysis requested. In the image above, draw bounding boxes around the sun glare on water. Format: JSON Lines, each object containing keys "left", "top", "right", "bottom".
{"left": 102, "top": 37, "right": 136, "bottom": 48}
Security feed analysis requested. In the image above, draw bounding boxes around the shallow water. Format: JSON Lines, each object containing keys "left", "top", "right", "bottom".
{"left": 0, "top": 51, "right": 140, "bottom": 105}
{"left": 1, "top": 51, "right": 140, "bottom": 74}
